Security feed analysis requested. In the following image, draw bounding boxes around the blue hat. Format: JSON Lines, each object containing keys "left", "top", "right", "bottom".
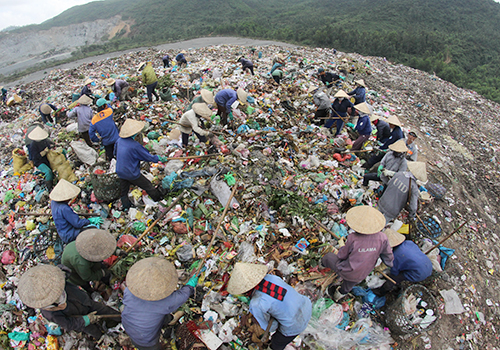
{"left": 318, "top": 68, "right": 325, "bottom": 73}
{"left": 96, "top": 98, "right": 109, "bottom": 107}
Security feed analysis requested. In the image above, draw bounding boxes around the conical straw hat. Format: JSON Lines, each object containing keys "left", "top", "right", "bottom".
{"left": 40, "top": 104, "right": 52, "bottom": 114}
{"left": 355, "top": 79, "right": 366, "bottom": 87}
{"left": 168, "top": 128, "right": 181, "bottom": 140}
{"left": 84, "top": 78, "right": 93, "bottom": 85}
{"left": 126, "top": 257, "right": 178, "bottom": 301}
{"left": 237, "top": 88, "right": 248, "bottom": 104}
{"left": 180, "top": 50, "right": 187, "bottom": 54}
{"left": 76, "top": 95, "right": 92, "bottom": 106}
{"left": 105, "top": 78, "right": 115, "bottom": 86}
{"left": 120, "top": 119, "right": 146, "bottom": 138}
{"left": 76, "top": 229, "right": 116, "bottom": 262}
{"left": 354, "top": 102, "right": 372, "bottom": 115}
{"left": 192, "top": 103, "right": 212, "bottom": 119}
{"left": 384, "top": 228, "right": 405, "bottom": 247}
{"left": 28, "top": 126, "right": 49, "bottom": 141}
{"left": 407, "top": 161, "right": 428, "bottom": 182}
{"left": 49, "top": 179, "right": 81, "bottom": 201}
{"left": 388, "top": 139, "right": 408, "bottom": 153}
{"left": 334, "top": 90, "right": 349, "bottom": 99}
{"left": 307, "top": 85, "right": 319, "bottom": 94}
{"left": 200, "top": 89, "right": 214, "bottom": 104}
{"left": 227, "top": 262, "right": 268, "bottom": 295}
{"left": 386, "top": 115, "right": 402, "bottom": 127}
{"left": 370, "top": 114, "right": 381, "bottom": 122}
{"left": 345, "top": 206, "right": 386, "bottom": 234}
{"left": 18, "top": 265, "right": 65, "bottom": 308}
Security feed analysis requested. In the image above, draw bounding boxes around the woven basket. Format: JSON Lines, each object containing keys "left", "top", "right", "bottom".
{"left": 90, "top": 161, "right": 121, "bottom": 202}
{"left": 427, "top": 182, "right": 446, "bottom": 199}
{"left": 385, "top": 284, "right": 438, "bottom": 335}
{"left": 411, "top": 216, "right": 442, "bottom": 239}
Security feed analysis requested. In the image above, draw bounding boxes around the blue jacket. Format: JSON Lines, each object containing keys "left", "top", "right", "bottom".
{"left": 51, "top": 200, "right": 90, "bottom": 244}
{"left": 355, "top": 114, "right": 372, "bottom": 135}
{"left": 380, "top": 126, "right": 404, "bottom": 150}
{"left": 115, "top": 137, "right": 159, "bottom": 181}
{"left": 320, "top": 72, "right": 340, "bottom": 86}
{"left": 249, "top": 275, "right": 312, "bottom": 337}
{"left": 80, "top": 85, "right": 92, "bottom": 98}
{"left": 391, "top": 241, "right": 433, "bottom": 282}
{"left": 376, "top": 119, "right": 391, "bottom": 143}
{"left": 332, "top": 98, "right": 353, "bottom": 117}
{"left": 214, "top": 89, "right": 238, "bottom": 114}
{"left": 88, "top": 107, "right": 119, "bottom": 146}
{"left": 122, "top": 286, "right": 193, "bottom": 347}
{"left": 176, "top": 53, "right": 187, "bottom": 63}
{"left": 348, "top": 86, "right": 366, "bottom": 104}
{"left": 113, "top": 79, "right": 129, "bottom": 100}
{"left": 28, "top": 139, "right": 52, "bottom": 167}
{"left": 240, "top": 58, "right": 253, "bottom": 69}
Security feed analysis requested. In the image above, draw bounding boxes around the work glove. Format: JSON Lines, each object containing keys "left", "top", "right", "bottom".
{"left": 186, "top": 274, "right": 199, "bottom": 287}
{"left": 377, "top": 165, "right": 384, "bottom": 177}
{"left": 158, "top": 156, "right": 168, "bottom": 163}
{"left": 374, "top": 263, "right": 387, "bottom": 273}
{"left": 346, "top": 122, "right": 355, "bottom": 129}
{"left": 40, "top": 148, "right": 49, "bottom": 157}
{"left": 382, "top": 169, "right": 395, "bottom": 177}
{"left": 88, "top": 217, "right": 103, "bottom": 226}
{"left": 83, "top": 311, "right": 99, "bottom": 326}
{"left": 45, "top": 122, "right": 53, "bottom": 127}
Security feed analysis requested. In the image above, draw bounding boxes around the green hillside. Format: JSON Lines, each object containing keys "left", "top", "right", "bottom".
{"left": 8, "top": 0, "right": 500, "bottom": 102}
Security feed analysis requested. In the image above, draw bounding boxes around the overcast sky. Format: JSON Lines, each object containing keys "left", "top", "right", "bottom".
{"left": 0, "top": 0, "right": 98, "bottom": 31}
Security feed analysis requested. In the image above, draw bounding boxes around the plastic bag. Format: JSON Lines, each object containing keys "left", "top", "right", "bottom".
{"left": 439, "top": 289, "right": 465, "bottom": 314}
{"left": 70, "top": 140, "right": 98, "bottom": 165}
{"left": 312, "top": 298, "right": 335, "bottom": 319}
{"left": 237, "top": 241, "right": 256, "bottom": 263}
{"left": 351, "top": 286, "right": 386, "bottom": 309}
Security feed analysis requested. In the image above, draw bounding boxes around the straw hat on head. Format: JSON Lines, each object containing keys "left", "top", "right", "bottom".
{"left": 18, "top": 265, "right": 65, "bottom": 309}
{"left": 354, "top": 102, "right": 372, "bottom": 115}
{"left": 137, "top": 62, "right": 147, "bottom": 71}
{"left": 105, "top": 78, "right": 115, "bottom": 86}
{"left": 84, "top": 78, "right": 93, "bottom": 85}
{"left": 40, "top": 104, "right": 52, "bottom": 115}
{"left": 307, "top": 85, "right": 319, "bottom": 94}
{"left": 370, "top": 114, "right": 381, "bottom": 123}
{"left": 237, "top": 88, "right": 248, "bottom": 104}
{"left": 76, "top": 95, "right": 92, "bottom": 106}
{"left": 227, "top": 262, "right": 268, "bottom": 295}
{"left": 389, "top": 139, "right": 408, "bottom": 153}
{"left": 407, "top": 161, "right": 428, "bottom": 182}
{"left": 334, "top": 90, "right": 349, "bottom": 99}
{"left": 355, "top": 79, "right": 366, "bottom": 87}
{"left": 76, "top": 229, "right": 116, "bottom": 262}
{"left": 126, "top": 257, "right": 178, "bottom": 301}
{"left": 180, "top": 50, "right": 187, "bottom": 54}
{"left": 28, "top": 126, "right": 49, "bottom": 141}
{"left": 50, "top": 179, "right": 81, "bottom": 201}
{"left": 120, "top": 119, "right": 146, "bottom": 138}
{"left": 200, "top": 89, "right": 214, "bottom": 104}
{"left": 192, "top": 103, "right": 212, "bottom": 119}
{"left": 345, "top": 206, "right": 386, "bottom": 234}
{"left": 384, "top": 228, "right": 405, "bottom": 247}
{"left": 0, "top": 86, "right": 3, "bottom": 90}
{"left": 167, "top": 128, "right": 181, "bottom": 140}
{"left": 386, "top": 115, "right": 402, "bottom": 127}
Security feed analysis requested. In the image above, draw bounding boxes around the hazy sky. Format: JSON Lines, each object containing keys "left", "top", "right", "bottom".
{"left": 0, "top": 0, "right": 98, "bottom": 31}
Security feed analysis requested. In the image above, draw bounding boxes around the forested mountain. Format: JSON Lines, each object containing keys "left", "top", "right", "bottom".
{"left": 5, "top": 0, "right": 500, "bottom": 102}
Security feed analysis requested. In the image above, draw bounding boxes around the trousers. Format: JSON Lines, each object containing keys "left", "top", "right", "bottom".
{"left": 120, "top": 174, "right": 163, "bottom": 209}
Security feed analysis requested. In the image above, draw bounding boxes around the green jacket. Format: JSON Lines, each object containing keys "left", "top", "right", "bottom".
{"left": 142, "top": 65, "right": 158, "bottom": 86}
{"left": 61, "top": 241, "right": 103, "bottom": 286}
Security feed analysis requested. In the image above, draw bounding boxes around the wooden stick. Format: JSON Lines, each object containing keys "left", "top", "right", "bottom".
{"left": 165, "top": 154, "right": 218, "bottom": 161}
{"left": 261, "top": 316, "right": 275, "bottom": 344}
{"left": 425, "top": 221, "right": 467, "bottom": 255}
{"left": 71, "top": 314, "right": 121, "bottom": 318}
{"left": 309, "top": 215, "right": 340, "bottom": 240}
{"left": 415, "top": 214, "right": 435, "bottom": 238}
{"left": 379, "top": 271, "right": 397, "bottom": 285}
{"left": 341, "top": 149, "right": 373, "bottom": 153}
{"left": 192, "top": 184, "right": 238, "bottom": 277}
{"left": 16, "top": 212, "right": 99, "bottom": 217}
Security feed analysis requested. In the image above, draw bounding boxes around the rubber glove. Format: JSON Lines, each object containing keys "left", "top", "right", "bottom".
{"left": 46, "top": 122, "right": 53, "bottom": 127}
{"left": 228, "top": 112, "right": 234, "bottom": 121}
{"left": 158, "top": 156, "right": 168, "bottom": 163}
{"left": 377, "top": 165, "right": 384, "bottom": 177}
{"left": 88, "top": 217, "right": 103, "bottom": 226}
{"left": 383, "top": 169, "right": 395, "bottom": 177}
{"left": 186, "top": 274, "right": 199, "bottom": 287}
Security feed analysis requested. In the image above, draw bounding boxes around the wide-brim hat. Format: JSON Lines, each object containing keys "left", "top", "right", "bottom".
{"left": 407, "top": 161, "right": 428, "bottom": 182}
{"left": 120, "top": 119, "right": 146, "bottom": 138}
{"left": 354, "top": 102, "right": 372, "bottom": 115}
{"left": 137, "top": 62, "right": 147, "bottom": 71}
{"left": 355, "top": 79, "right": 366, "bottom": 87}
{"left": 49, "top": 179, "right": 81, "bottom": 201}
{"left": 227, "top": 262, "right": 268, "bottom": 295}
{"left": 389, "top": 139, "right": 408, "bottom": 153}
{"left": 168, "top": 128, "right": 181, "bottom": 140}
{"left": 40, "top": 104, "right": 52, "bottom": 115}
{"left": 28, "top": 126, "right": 49, "bottom": 141}
{"left": 84, "top": 78, "right": 93, "bottom": 85}
{"left": 76, "top": 95, "right": 92, "bottom": 106}
{"left": 105, "top": 78, "right": 115, "bottom": 86}
{"left": 334, "top": 90, "right": 349, "bottom": 99}
{"left": 180, "top": 50, "right": 187, "bottom": 54}
{"left": 76, "top": 229, "right": 116, "bottom": 262}
{"left": 126, "top": 257, "right": 178, "bottom": 301}
{"left": 370, "top": 114, "right": 381, "bottom": 122}
{"left": 384, "top": 228, "right": 405, "bottom": 247}
{"left": 192, "top": 103, "right": 213, "bottom": 119}
{"left": 18, "top": 265, "right": 65, "bottom": 309}
{"left": 386, "top": 115, "right": 402, "bottom": 127}
{"left": 345, "top": 206, "right": 386, "bottom": 234}
{"left": 237, "top": 88, "right": 248, "bottom": 104}
{"left": 307, "top": 85, "right": 319, "bottom": 94}
{"left": 200, "top": 89, "right": 214, "bottom": 104}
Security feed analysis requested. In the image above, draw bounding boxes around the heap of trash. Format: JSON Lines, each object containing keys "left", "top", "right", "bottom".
{"left": 0, "top": 43, "right": 499, "bottom": 350}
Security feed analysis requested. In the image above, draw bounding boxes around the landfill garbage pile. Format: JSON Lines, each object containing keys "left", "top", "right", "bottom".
{"left": 0, "top": 43, "right": 499, "bottom": 350}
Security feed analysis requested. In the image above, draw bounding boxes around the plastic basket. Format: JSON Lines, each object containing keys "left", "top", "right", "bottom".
{"left": 89, "top": 161, "right": 121, "bottom": 202}
{"left": 385, "top": 284, "right": 438, "bottom": 335}
{"left": 412, "top": 216, "right": 442, "bottom": 239}
{"left": 427, "top": 182, "right": 446, "bottom": 199}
